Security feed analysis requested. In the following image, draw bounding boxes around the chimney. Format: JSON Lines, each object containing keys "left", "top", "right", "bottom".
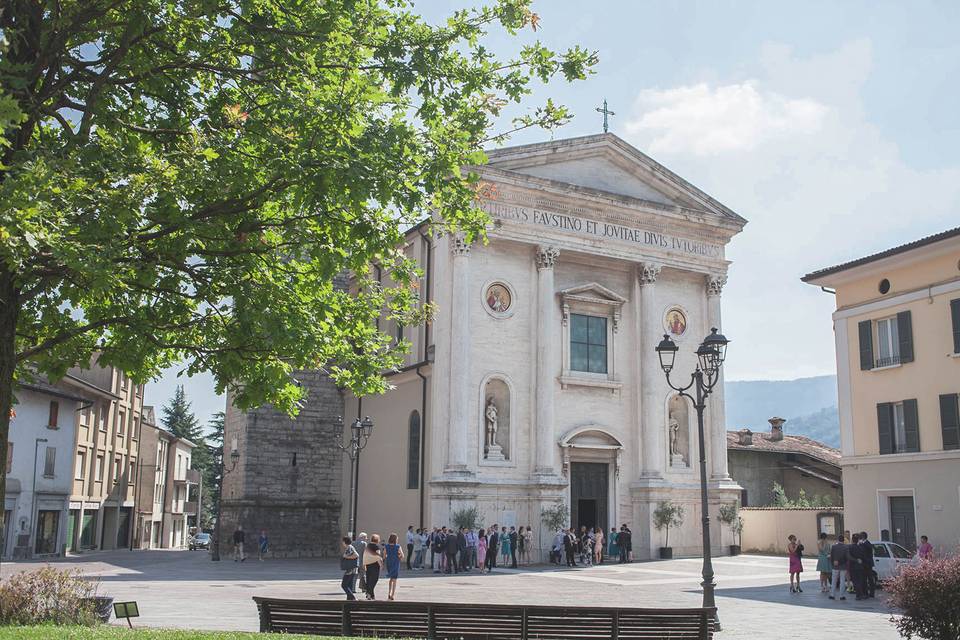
{"left": 737, "top": 429, "right": 753, "bottom": 446}
{"left": 768, "top": 417, "right": 786, "bottom": 441}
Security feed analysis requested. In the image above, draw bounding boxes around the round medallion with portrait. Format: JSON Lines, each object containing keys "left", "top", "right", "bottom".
{"left": 664, "top": 307, "right": 687, "bottom": 337}
{"left": 485, "top": 283, "right": 512, "bottom": 314}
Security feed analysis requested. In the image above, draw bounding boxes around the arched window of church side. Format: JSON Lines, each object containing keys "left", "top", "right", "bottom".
{"left": 407, "top": 411, "right": 421, "bottom": 489}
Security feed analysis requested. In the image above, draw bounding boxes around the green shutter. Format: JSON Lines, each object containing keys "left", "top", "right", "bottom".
{"left": 897, "top": 311, "right": 914, "bottom": 363}
{"left": 859, "top": 320, "right": 874, "bottom": 370}
{"left": 951, "top": 298, "right": 960, "bottom": 354}
{"left": 902, "top": 398, "right": 920, "bottom": 453}
{"left": 939, "top": 394, "right": 960, "bottom": 451}
{"left": 877, "top": 403, "right": 893, "bottom": 455}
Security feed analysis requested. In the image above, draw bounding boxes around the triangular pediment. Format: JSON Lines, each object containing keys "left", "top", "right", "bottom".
{"left": 558, "top": 282, "right": 627, "bottom": 304}
{"left": 482, "top": 133, "right": 745, "bottom": 224}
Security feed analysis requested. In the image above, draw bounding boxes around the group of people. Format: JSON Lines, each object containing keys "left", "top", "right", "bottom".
{"left": 551, "top": 524, "right": 633, "bottom": 567}
{"left": 404, "top": 524, "right": 536, "bottom": 573}
{"left": 340, "top": 524, "right": 537, "bottom": 601}
{"left": 230, "top": 526, "right": 270, "bottom": 562}
{"left": 340, "top": 532, "right": 405, "bottom": 601}
{"left": 786, "top": 530, "right": 937, "bottom": 601}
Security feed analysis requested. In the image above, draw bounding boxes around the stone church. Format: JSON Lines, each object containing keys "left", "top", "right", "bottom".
{"left": 222, "top": 133, "right": 747, "bottom": 559}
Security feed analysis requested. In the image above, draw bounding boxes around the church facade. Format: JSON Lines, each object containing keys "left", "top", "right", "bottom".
{"left": 342, "top": 133, "right": 747, "bottom": 559}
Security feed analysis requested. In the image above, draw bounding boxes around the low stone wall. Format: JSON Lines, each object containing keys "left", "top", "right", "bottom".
{"left": 740, "top": 507, "right": 844, "bottom": 554}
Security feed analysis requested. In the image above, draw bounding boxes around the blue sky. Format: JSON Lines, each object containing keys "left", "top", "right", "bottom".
{"left": 146, "top": 1, "right": 960, "bottom": 427}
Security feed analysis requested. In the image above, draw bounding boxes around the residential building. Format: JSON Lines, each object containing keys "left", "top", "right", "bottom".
{"left": 65, "top": 358, "right": 145, "bottom": 551}
{"left": 3, "top": 377, "right": 86, "bottom": 559}
{"left": 727, "top": 417, "right": 842, "bottom": 507}
{"left": 131, "top": 407, "right": 198, "bottom": 549}
{"left": 803, "top": 225, "right": 960, "bottom": 552}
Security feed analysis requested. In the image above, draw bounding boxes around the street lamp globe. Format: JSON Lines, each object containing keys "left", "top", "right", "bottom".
{"left": 360, "top": 416, "right": 374, "bottom": 437}
{"left": 230, "top": 448, "right": 240, "bottom": 466}
{"left": 697, "top": 327, "right": 729, "bottom": 375}
{"left": 655, "top": 334, "right": 679, "bottom": 374}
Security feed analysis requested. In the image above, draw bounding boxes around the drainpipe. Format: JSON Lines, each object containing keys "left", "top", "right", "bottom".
{"left": 415, "top": 226, "right": 433, "bottom": 529}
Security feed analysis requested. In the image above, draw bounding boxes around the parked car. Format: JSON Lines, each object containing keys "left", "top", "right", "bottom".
{"left": 189, "top": 532, "right": 212, "bottom": 551}
{"left": 873, "top": 541, "right": 918, "bottom": 580}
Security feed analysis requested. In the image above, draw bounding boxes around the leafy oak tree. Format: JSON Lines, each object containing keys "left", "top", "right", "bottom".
{"left": 0, "top": 2, "right": 595, "bottom": 533}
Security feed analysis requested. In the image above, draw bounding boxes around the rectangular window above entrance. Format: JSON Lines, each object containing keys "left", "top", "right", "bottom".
{"left": 570, "top": 314, "right": 607, "bottom": 374}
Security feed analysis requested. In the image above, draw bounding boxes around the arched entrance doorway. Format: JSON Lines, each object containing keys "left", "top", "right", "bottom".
{"left": 559, "top": 427, "right": 624, "bottom": 536}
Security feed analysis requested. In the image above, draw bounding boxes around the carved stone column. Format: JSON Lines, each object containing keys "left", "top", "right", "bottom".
{"left": 638, "top": 262, "right": 664, "bottom": 478}
{"left": 534, "top": 245, "right": 560, "bottom": 476}
{"left": 446, "top": 233, "right": 471, "bottom": 473}
{"left": 706, "top": 273, "right": 730, "bottom": 480}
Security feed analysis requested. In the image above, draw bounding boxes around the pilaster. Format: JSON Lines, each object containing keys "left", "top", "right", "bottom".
{"left": 638, "top": 262, "right": 664, "bottom": 478}
{"left": 534, "top": 245, "right": 560, "bottom": 476}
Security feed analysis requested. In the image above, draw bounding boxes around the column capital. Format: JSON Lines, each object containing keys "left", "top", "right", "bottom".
{"left": 535, "top": 245, "right": 560, "bottom": 270}
{"left": 706, "top": 273, "right": 727, "bottom": 297}
{"left": 450, "top": 232, "right": 471, "bottom": 257}
{"left": 637, "top": 262, "right": 662, "bottom": 286}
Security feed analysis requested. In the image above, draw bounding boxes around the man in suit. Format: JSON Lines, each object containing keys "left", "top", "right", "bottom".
{"left": 405, "top": 525, "right": 415, "bottom": 571}
{"left": 509, "top": 526, "right": 519, "bottom": 568}
{"left": 564, "top": 528, "right": 577, "bottom": 567}
{"left": 618, "top": 525, "right": 632, "bottom": 564}
{"left": 445, "top": 527, "right": 460, "bottom": 574}
{"left": 848, "top": 533, "right": 866, "bottom": 600}
{"left": 456, "top": 527, "right": 468, "bottom": 571}
{"left": 859, "top": 531, "right": 876, "bottom": 598}
{"left": 486, "top": 524, "right": 499, "bottom": 571}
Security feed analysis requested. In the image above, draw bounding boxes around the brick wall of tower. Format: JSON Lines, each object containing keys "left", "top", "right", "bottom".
{"left": 221, "top": 368, "right": 345, "bottom": 558}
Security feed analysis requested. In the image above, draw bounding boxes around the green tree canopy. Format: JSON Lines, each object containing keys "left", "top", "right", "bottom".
{"left": 0, "top": 1, "right": 595, "bottom": 523}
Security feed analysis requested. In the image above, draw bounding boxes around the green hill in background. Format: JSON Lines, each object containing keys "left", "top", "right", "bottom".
{"left": 725, "top": 375, "right": 840, "bottom": 447}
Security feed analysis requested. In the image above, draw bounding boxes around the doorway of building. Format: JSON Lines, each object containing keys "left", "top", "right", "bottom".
{"left": 889, "top": 496, "right": 917, "bottom": 551}
{"left": 570, "top": 462, "right": 609, "bottom": 535}
{"left": 34, "top": 510, "right": 60, "bottom": 555}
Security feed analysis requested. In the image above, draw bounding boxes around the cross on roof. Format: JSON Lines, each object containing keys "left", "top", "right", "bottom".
{"left": 595, "top": 99, "right": 615, "bottom": 133}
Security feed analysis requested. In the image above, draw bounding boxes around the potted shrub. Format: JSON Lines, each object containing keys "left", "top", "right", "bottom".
{"left": 718, "top": 503, "right": 743, "bottom": 556}
{"left": 451, "top": 506, "right": 482, "bottom": 531}
{"left": 886, "top": 552, "right": 960, "bottom": 640}
{"left": 652, "top": 501, "right": 684, "bottom": 560}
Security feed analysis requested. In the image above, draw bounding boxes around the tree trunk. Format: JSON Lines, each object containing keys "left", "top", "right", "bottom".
{"left": 0, "top": 265, "right": 21, "bottom": 547}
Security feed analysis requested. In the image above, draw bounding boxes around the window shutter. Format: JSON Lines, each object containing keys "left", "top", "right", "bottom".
{"left": 877, "top": 403, "right": 893, "bottom": 455}
{"left": 48, "top": 401, "right": 59, "bottom": 428}
{"left": 897, "top": 311, "right": 914, "bottom": 363}
{"left": 859, "top": 320, "right": 874, "bottom": 370}
{"left": 902, "top": 398, "right": 920, "bottom": 453}
{"left": 939, "top": 393, "right": 960, "bottom": 451}
{"left": 951, "top": 298, "right": 960, "bottom": 354}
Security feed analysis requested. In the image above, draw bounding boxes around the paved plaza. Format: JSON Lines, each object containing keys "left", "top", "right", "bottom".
{"left": 2, "top": 550, "right": 899, "bottom": 639}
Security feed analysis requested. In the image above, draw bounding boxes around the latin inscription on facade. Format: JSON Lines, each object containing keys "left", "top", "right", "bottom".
{"left": 482, "top": 200, "right": 722, "bottom": 258}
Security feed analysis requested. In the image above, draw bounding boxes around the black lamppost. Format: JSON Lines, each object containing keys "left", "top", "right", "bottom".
{"left": 211, "top": 445, "right": 240, "bottom": 561}
{"left": 335, "top": 416, "right": 374, "bottom": 538}
{"left": 655, "top": 327, "right": 729, "bottom": 630}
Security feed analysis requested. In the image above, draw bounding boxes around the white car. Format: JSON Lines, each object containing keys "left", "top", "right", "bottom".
{"left": 872, "top": 541, "right": 918, "bottom": 581}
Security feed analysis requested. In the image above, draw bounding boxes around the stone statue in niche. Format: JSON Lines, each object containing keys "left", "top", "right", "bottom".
{"left": 482, "top": 379, "right": 510, "bottom": 461}
{"left": 668, "top": 396, "right": 689, "bottom": 468}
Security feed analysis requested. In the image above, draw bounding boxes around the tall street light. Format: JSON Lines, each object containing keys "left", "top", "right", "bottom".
{"left": 335, "top": 416, "right": 374, "bottom": 538}
{"left": 211, "top": 444, "right": 240, "bottom": 561}
{"left": 31, "top": 438, "right": 49, "bottom": 557}
{"left": 655, "top": 327, "right": 729, "bottom": 631}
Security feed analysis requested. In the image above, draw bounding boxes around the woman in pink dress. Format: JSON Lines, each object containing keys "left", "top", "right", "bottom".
{"left": 787, "top": 534, "right": 804, "bottom": 593}
{"left": 477, "top": 528, "right": 488, "bottom": 574}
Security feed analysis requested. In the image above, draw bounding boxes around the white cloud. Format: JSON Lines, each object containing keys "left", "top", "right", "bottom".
{"left": 626, "top": 82, "right": 829, "bottom": 156}
{"left": 622, "top": 40, "right": 960, "bottom": 381}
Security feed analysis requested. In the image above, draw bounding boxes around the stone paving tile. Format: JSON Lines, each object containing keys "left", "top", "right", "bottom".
{"left": 2, "top": 551, "right": 900, "bottom": 639}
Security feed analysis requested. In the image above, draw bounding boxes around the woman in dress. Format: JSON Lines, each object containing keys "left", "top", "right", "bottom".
{"left": 523, "top": 527, "right": 534, "bottom": 565}
{"left": 594, "top": 527, "right": 604, "bottom": 565}
{"left": 477, "top": 528, "right": 488, "bottom": 574}
{"left": 816, "top": 532, "right": 832, "bottom": 592}
{"left": 787, "top": 534, "right": 804, "bottom": 593}
{"left": 363, "top": 534, "right": 385, "bottom": 600}
{"left": 500, "top": 527, "right": 512, "bottom": 566}
{"left": 384, "top": 533, "right": 404, "bottom": 600}
{"left": 608, "top": 527, "right": 619, "bottom": 562}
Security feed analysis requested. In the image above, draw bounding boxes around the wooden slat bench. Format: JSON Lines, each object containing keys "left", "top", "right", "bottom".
{"left": 253, "top": 597, "right": 715, "bottom": 639}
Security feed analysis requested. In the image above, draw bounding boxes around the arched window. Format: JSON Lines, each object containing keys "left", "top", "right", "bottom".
{"left": 407, "top": 411, "right": 421, "bottom": 489}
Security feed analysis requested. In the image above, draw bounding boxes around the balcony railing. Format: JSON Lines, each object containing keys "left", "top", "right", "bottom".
{"left": 874, "top": 355, "right": 902, "bottom": 368}
{"left": 183, "top": 501, "right": 198, "bottom": 514}
{"left": 174, "top": 468, "right": 202, "bottom": 485}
